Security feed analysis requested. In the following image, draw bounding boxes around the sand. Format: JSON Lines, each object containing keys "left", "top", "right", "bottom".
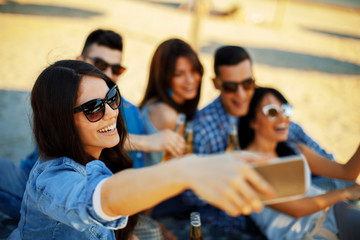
{"left": 0, "top": 0, "right": 359, "bottom": 172}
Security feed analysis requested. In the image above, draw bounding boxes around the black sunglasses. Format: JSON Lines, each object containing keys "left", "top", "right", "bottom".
{"left": 87, "top": 57, "right": 126, "bottom": 76}
{"left": 219, "top": 77, "right": 255, "bottom": 93}
{"left": 73, "top": 85, "right": 121, "bottom": 122}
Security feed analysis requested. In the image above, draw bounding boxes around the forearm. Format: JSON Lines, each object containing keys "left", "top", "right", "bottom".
{"left": 101, "top": 152, "right": 276, "bottom": 218}
{"left": 298, "top": 143, "right": 360, "bottom": 181}
{"left": 101, "top": 159, "right": 188, "bottom": 216}
{"left": 270, "top": 189, "right": 347, "bottom": 218}
{"left": 124, "top": 134, "right": 151, "bottom": 152}
{"left": 343, "top": 144, "right": 360, "bottom": 180}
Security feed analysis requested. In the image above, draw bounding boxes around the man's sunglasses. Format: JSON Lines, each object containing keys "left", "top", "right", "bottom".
{"left": 73, "top": 85, "right": 121, "bottom": 122}
{"left": 218, "top": 77, "right": 255, "bottom": 93}
{"left": 262, "top": 103, "right": 293, "bottom": 120}
{"left": 88, "top": 57, "right": 126, "bottom": 76}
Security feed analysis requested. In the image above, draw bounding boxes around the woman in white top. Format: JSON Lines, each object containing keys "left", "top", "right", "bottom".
{"left": 238, "top": 87, "right": 360, "bottom": 240}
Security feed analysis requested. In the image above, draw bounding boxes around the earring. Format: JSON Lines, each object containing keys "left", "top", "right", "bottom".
{"left": 167, "top": 88, "right": 174, "bottom": 97}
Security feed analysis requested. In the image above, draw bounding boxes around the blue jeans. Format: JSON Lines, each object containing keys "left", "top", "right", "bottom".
{"left": 334, "top": 201, "right": 360, "bottom": 240}
{"left": 0, "top": 157, "right": 28, "bottom": 219}
{"left": 0, "top": 157, "right": 28, "bottom": 238}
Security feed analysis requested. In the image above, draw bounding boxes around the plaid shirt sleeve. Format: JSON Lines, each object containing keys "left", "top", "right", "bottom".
{"left": 192, "top": 118, "right": 212, "bottom": 155}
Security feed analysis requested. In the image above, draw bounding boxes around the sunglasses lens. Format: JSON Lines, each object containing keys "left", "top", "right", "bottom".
{"left": 242, "top": 79, "right": 254, "bottom": 90}
{"left": 266, "top": 108, "right": 279, "bottom": 119}
{"left": 111, "top": 65, "right": 126, "bottom": 75}
{"left": 82, "top": 100, "right": 105, "bottom": 122}
{"left": 282, "top": 104, "right": 293, "bottom": 117}
{"left": 93, "top": 59, "right": 108, "bottom": 71}
{"left": 111, "top": 65, "right": 121, "bottom": 75}
{"left": 106, "top": 87, "right": 120, "bottom": 109}
{"left": 222, "top": 82, "right": 238, "bottom": 93}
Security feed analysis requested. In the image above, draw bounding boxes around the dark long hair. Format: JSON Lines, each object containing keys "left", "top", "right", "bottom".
{"left": 238, "top": 87, "right": 296, "bottom": 157}
{"left": 31, "top": 60, "right": 137, "bottom": 239}
{"left": 139, "top": 38, "right": 203, "bottom": 120}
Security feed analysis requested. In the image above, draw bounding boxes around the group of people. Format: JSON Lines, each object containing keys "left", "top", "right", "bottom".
{"left": 0, "top": 28, "right": 359, "bottom": 240}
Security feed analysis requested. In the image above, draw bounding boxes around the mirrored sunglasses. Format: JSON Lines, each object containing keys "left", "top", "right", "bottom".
{"left": 220, "top": 77, "right": 255, "bottom": 93}
{"left": 88, "top": 57, "right": 126, "bottom": 76}
{"left": 73, "top": 85, "right": 121, "bottom": 122}
{"left": 262, "top": 103, "right": 293, "bottom": 120}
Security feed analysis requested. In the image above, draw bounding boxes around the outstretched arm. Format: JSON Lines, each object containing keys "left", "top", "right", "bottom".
{"left": 269, "top": 184, "right": 360, "bottom": 218}
{"left": 297, "top": 143, "right": 360, "bottom": 181}
{"left": 101, "top": 152, "right": 276, "bottom": 217}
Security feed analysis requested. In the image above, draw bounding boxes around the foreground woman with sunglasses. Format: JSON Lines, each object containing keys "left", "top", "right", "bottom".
{"left": 238, "top": 87, "right": 360, "bottom": 240}
{"left": 8, "top": 60, "right": 276, "bottom": 240}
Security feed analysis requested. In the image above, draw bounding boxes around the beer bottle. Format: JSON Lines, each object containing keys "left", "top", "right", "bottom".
{"left": 162, "top": 113, "right": 186, "bottom": 162}
{"left": 184, "top": 121, "right": 194, "bottom": 154}
{"left": 225, "top": 123, "right": 240, "bottom": 152}
{"left": 190, "top": 212, "right": 203, "bottom": 240}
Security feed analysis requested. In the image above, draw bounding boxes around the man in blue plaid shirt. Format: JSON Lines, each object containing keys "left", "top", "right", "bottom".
{"left": 188, "top": 45, "right": 346, "bottom": 239}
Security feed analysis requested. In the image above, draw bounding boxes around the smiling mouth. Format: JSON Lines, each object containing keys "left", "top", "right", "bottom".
{"left": 231, "top": 99, "right": 246, "bottom": 107}
{"left": 183, "top": 86, "right": 197, "bottom": 91}
{"left": 98, "top": 123, "right": 116, "bottom": 133}
{"left": 274, "top": 123, "right": 288, "bottom": 132}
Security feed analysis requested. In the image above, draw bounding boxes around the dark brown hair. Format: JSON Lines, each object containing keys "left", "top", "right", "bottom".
{"left": 31, "top": 59, "right": 137, "bottom": 239}
{"left": 140, "top": 38, "right": 203, "bottom": 120}
{"left": 238, "top": 87, "right": 295, "bottom": 157}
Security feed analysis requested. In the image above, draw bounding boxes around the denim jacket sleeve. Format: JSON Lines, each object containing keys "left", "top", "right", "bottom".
{"left": 30, "top": 158, "right": 127, "bottom": 231}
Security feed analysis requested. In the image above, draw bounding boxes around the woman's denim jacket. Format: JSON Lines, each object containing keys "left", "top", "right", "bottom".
{"left": 8, "top": 157, "right": 128, "bottom": 240}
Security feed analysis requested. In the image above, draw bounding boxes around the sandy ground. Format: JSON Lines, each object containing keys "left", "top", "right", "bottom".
{"left": 0, "top": 0, "right": 359, "bottom": 175}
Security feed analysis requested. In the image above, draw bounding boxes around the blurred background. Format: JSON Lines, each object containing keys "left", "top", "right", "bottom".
{"left": 0, "top": 0, "right": 359, "bottom": 171}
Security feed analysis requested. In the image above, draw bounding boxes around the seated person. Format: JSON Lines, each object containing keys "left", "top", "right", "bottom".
{"left": 0, "top": 29, "right": 185, "bottom": 239}
{"left": 185, "top": 45, "right": 352, "bottom": 238}
{"left": 239, "top": 87, "right": 360, "bottom": 240}
{"left": 8, "top": 59, "right": 275, "bottom": 239}
{"left": 139, "top": 38, "right": 203, "bottom": 166}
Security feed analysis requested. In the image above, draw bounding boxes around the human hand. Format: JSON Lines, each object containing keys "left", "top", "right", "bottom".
{"left": 158, "top": 222, "right": 177, "bottom": 240}
{"left": 146, "top": 129, "right": 185, "bottom": 157}
{"left": 181, "top": 153, "right": 276, "bottom": 217}
{"left": 343, "top": 183, "right": 360, "bottom": 200}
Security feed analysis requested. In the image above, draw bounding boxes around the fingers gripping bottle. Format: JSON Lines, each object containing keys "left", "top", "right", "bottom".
{"left": 162, "top": 113, "right": 186, "bottom": 162}
{"left": 184, "top": 121, "right": 194, "bottom": 154}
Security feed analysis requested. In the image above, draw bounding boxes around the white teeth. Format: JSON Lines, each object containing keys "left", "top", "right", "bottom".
{"left": 98, "top": 123, "right": 116, "bottom": 133}
{"left": 184, "top": 86, "right": 195, "bottom": 91}
{"left": 275, "top": 123, "right": 287, "bottom": 131}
